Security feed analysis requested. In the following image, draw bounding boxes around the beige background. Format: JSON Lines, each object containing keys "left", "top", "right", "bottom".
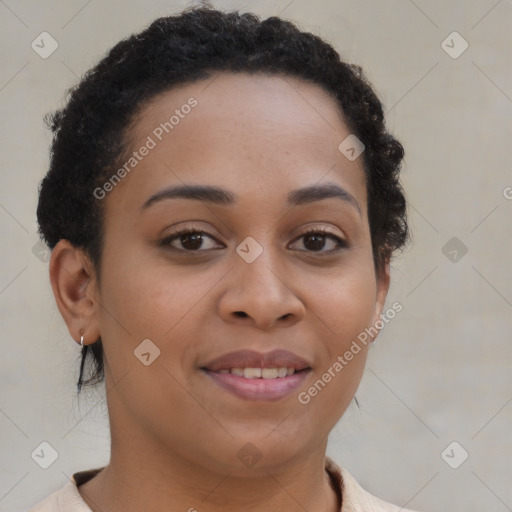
{"left": 1, "top": 1, "right": 511, "bottom": 510}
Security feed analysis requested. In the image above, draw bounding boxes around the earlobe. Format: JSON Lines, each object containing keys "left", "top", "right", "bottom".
{"left": 49, "top": 240, "right": 100, "bottom": 345}
{"left": 370, "top": 259, "right": 391, "bottom": 341}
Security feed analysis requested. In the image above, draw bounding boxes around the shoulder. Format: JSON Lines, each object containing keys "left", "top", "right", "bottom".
{"left": 325, "top": 456, "right": 423, "bottom": 512}
{"left": 27, "top": 468, "right": 104, "bottom": 512}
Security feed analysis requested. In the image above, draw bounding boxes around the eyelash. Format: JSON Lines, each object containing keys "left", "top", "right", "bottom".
{"left": 159, "top": 226, "right": 348, "bottom": 255}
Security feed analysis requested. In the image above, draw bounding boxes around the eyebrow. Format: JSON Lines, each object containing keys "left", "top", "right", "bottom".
{"left": 142, "top": 182, "right": 362, "bottom": 216}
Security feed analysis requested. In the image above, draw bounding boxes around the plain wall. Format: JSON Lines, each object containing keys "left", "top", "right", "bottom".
{"left": 0, "top": 0, "right": 511, "bottom": 510}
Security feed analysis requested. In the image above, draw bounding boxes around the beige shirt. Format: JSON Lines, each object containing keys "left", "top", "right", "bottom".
{"left": 27, "top": 457, "right": 420, "bottom": 512}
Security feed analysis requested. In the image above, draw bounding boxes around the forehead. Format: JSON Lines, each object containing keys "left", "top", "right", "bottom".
{"left": 110, "top": 72, "right": 367, "bottom": 211}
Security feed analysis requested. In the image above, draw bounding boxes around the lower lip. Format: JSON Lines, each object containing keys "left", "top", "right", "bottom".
{"left": 202, "top": 369, "right": 311, "bottom": 401}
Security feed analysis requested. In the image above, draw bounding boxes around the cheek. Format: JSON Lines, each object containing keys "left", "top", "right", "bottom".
{"left": 305, "top": 264, "right": 378, "bottom": 353}
{"left": 291, "top": 270, "right": 377, "bottom": 439}
{"left": 99, "top": 242, "right": 202, "bottom": 330}
{"left": 96, "top": 246, "right": 228, "bottom": 376}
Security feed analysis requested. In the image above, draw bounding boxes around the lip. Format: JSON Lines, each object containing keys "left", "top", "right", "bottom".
{"left": 202, "top": 368, "right": 311, "bottom": 401}
{"left": 200, "top": 349, "right": 312, "bottom": 402}
{"left": 201, "top": 349, "right": 312, "bottom": 372}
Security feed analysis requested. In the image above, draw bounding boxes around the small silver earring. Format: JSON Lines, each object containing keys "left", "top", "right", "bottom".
{"left": 80, "top": 334, "right": 84, "bottom": 347}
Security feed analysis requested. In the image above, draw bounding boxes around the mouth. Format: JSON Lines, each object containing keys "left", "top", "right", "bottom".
{"left": 206, "top": 367, "right": 306, "bottom": 378}
{"left": 200, "top": 349, "right": 312, "bottom": 401}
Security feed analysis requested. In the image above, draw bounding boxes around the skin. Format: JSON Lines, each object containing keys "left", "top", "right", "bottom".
{"left": 50, "top": 72, "right": 390, "bottom": 512}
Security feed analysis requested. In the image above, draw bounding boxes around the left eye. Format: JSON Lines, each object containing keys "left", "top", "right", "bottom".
{"left": 289, "top": 230, "right": 347, "bottom": 253}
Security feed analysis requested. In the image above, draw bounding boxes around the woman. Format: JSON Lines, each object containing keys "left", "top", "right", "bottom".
{"left": 29, "top": 5, "right": 417, "bottom": 511}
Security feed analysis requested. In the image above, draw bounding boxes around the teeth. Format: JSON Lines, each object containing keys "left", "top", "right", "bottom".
{"left": 217, "top": 367, "right": 297, "bottom": 378}
{"left": 244, "top": 368, "right": 262, "bottom": 379}
{"left": 261, "top": 368, "right": 279, "bottom": 379}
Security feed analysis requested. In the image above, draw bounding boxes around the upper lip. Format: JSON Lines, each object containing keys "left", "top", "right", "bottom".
{"left": 201, "top": 349, "right": 312, "bottom": 372}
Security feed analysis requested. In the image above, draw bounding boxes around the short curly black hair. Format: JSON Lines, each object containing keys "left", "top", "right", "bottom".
{"left": 37, "top": 5, "right": 408, "bottom": 394}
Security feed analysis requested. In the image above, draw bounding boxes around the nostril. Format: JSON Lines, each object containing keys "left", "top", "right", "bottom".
{"left": 234, "top": 311, "right": 248, "bottom": 318}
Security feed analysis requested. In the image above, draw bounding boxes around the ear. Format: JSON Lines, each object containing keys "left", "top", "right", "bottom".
{"left": 369, "top": 258, "right": 391, "bottom": 342}
{"left": 49, "top": 240, "right": 101, "bottom": 346}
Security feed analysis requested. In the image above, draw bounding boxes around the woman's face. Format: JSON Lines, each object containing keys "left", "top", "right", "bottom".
{"left": 92, "top": 72, "right": 389, "bottom": 474}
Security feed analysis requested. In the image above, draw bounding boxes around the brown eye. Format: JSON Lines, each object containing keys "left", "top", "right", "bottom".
{"left": 290, "top": 229, "right": 347, "bottom": 254}
{"left": 160, "top": 230, "right": 223, "bottom": 252}
{"left": 179, "top": 232, "right": 205, "bottom": 250}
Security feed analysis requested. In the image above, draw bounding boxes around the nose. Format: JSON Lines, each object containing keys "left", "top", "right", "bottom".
{"left": 217, "top": 246, "right": 305, "bottom": 331}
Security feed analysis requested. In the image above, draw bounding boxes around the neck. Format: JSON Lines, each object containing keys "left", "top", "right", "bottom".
{"left": 78, "top": 429, "right": 339, "bottom": 512}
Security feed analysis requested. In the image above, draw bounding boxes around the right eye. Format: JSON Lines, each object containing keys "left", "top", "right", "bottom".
{"left": 160, "top": 229, "right": 225, "bottom": 252}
